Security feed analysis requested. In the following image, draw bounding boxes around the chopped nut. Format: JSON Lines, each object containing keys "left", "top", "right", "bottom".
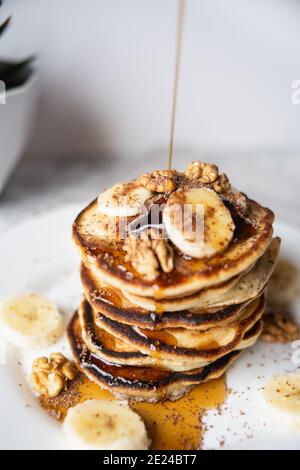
{"left": 124, "top": 229, "right": 174, "bottom": 281}
{"left": 37, "top": 371, "right": 49, "bottom": 383}
{"left": 30, "top": 353, "right": 78, "bottom": 398}
{"left": 47, "top": 372, "right": 64, "bottom": 398}
{"left": 138, "top": 170, "right": 177, "bottom": 193}
{"left": 185, "top": 161, "right": 204, "bottom": 179}
{"left": 152, "top": 238, "right": 174, "bottom": 274}
{"left": 185, "top": 161, "right": 217, "bottom": 183}
{"left": 201, "top": 163, "right": 219, "bottom": 183}
{"left": 185, "top": 161, "right": 231, "bottom": 193}
{"left": 125, "top": 234, "right": 159, "bottom": 281}
{"left": 261, "top": 310, "right": 299, "bottom": 344}
{"left": 213, "top": 173, "right": 231, "bottom": 193}
{"left": 61, "top": 361, "right": 78, "bottom": 380}
{"left": 31, "top": 372, "right": 47, "bottom": 395}
{"left": 50, "top": 352, "right": 66, "bottom": 366}
{"left": 32, "top": 357, "right": 51, "bottom": 373}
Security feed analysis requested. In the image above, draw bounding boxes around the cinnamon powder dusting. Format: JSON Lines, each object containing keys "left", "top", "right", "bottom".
{"left": 39, "top": 373, "right": 227, "bottom": 450}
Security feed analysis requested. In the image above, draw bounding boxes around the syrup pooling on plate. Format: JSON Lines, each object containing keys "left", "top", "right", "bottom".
{"left": 39, "top": 373, "right": 227, "bottom": 450}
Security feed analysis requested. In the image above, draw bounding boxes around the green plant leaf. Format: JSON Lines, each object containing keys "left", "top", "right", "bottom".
{"left": 0, "top": 56, "right": 35, "bottom": 89}
{"left": 0, "top": 16, "right": 11, "bottom": 37}
{"left": 0, "top": 4, "right": 36, "bottom": 89}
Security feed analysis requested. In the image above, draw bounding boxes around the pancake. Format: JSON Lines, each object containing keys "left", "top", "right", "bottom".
{"left": 67, "top": 311, "right": 244, "bottom": 401}
{"left": 72, "top": 197, "right": 274, "bottom": 299}
{"left": 123, "top": 237, "right": 280, "bottom": 312}
{"left": 81, "top": 238, "right": 279, "bottom": 329}
{"left": 81, "top": 262, "right": 257, "bottom": 330}
{"left": 79, "top": 295, "right": 264, "bottom": 371}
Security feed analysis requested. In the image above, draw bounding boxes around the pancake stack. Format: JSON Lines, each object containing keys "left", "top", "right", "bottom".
{"left": 68, "top": 162, "right": 280, "bottom": 402}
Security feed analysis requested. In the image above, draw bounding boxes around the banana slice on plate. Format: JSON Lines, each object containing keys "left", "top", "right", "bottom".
{"left": 63, "top": 399, "right": 150, "bottom": 450}
{"left": 98, "top": 182, "right": 153, "bottom": 217}
{"left": 0, "top": 293, "right": 63, "bottom": 349}
{"left": 263, "top": 374, "right": 300, "bottom": 430}
{"left": 163, "top": 187, "right": 235, "bottom": 259}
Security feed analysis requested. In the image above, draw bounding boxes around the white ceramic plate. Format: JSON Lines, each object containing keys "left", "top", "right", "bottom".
{"left": 0, "top": 204, "right": 299, "bottom": 450}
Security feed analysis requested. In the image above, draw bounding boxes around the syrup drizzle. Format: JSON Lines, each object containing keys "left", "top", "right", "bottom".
{"left": 168, "top": 0, "right": 186, "bottom": 170}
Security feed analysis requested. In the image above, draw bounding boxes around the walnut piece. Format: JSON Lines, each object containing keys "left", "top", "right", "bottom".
{"left": 212, "top": 173, "right": 231, "bottom": 193}
{"left": 124, "top": 229, "right": 174, "bottom": 281}
{"left": 185, "top": 161, "right": 218, "bottom": 183}
{"left": 31, "top": 353, "right": 78, "bottom": 398}
{"left": 261, "top": 310, "right": 299, "bottom": 344}
{"left": 138, "top": 170, "right": 177, "bottom": 193}
{"left": 185, "top": 161, "right": 231, "bottom": 193}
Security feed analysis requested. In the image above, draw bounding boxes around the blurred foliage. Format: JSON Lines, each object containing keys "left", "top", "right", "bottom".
{"left": 0, "top": 7, "right": 35, "bottom": 90}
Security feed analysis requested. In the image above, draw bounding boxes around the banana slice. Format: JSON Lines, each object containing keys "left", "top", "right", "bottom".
{"left": 163, "top": 187, "right": 235, "bottom": 258}
{"left": 63, "top": 399, "right": 150, "bottom": 450}
{"left": 263, "top": 374, "right": 300, "bottom": 429}
{"left": 0, "top": 293, "right": 63, "bottom": 349}
{"left": 98, "top": 182, "right": 153, "bottom": 217}
{"left": 93, "top": 214, "right": 127, "bottom": 241}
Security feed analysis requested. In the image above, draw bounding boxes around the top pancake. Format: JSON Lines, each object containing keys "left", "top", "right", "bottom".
{"left": 123, "top": 237, "right": 280, "bottom": 312}
{"left": 73, "top": 197, "right": 274, "bottom": 299}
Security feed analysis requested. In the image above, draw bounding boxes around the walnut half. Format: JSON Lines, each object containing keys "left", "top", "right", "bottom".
{"left": 185, "top": 161, "right": 231, "bottom": 193}
{"left": 261, "top": 310, "right": 299, "bottom": 344}
{"left": 138, "top": 170, "right": 178, "bottom": 193}
{"left": 124, "top": 229, "right": 174, "bottom": 281}
{"left": 31, "top": 353, "right": 78, "bottom": 398}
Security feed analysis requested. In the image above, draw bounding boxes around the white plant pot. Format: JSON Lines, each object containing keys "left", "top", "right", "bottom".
{"left": 0, "top": 73, "right": 40, "bottom": 195}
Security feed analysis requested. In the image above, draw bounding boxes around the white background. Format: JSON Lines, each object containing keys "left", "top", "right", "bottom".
{"left": 0, "top": 0, "right": 299, "bottom": 232}
{"left": 1, "top": 0, "right": 300, "bottom": 161}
